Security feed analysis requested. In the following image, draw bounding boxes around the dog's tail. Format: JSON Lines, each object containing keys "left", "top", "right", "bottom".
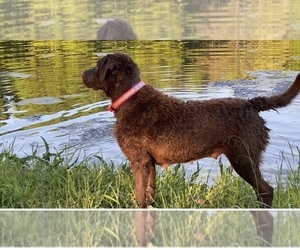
{"left": 249, "top": 73, "right": 300, "bottom": 112}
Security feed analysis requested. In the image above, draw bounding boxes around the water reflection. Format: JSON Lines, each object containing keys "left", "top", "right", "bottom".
{"left": 0, "top": 0, "right": 299, "bottom": 40}
{"left": 1, "top": 40, "right": 299, "bottom": 121}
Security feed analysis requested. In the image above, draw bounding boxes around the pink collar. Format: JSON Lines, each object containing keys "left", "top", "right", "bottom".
{"left": 108, "top": 81, "right": 145, "bottom": 112}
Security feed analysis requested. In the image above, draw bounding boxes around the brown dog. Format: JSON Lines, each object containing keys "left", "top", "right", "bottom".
{"left": 82, "top": 53, "right": 300, "bottom": 208}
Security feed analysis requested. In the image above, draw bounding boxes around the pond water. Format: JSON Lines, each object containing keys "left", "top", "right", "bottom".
{"left": 1, "top": 40, "right": 300, "bottom": 184}
{"left": 1, "top": 0, "right": 300, "bottom": 40}
{"left": 1, "top": 0, "right": 300, "bottom": 184}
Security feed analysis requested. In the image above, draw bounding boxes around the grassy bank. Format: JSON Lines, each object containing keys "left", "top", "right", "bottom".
{"left": 0, "top": 140, "right": 300, "bottom": 208}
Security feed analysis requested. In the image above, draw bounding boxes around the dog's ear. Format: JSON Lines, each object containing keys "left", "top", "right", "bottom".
{"left": 98, "top": 56, "right": 115, "bottom": 81}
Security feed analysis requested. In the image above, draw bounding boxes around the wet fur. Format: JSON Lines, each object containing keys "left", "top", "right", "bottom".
{"left": 82, "top": 53, "right": 300, "bottom": 208}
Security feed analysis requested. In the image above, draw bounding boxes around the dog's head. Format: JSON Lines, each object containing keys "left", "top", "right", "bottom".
{"left": 81, "top": 53, "right": 140, "bottom": 99}
{"left": 96, "top": 19, "right": 137, "bottom": 40}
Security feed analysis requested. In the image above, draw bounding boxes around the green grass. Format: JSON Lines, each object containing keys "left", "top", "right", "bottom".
{"left": 1, "top": 209, "right": 299, "bottom": 247}
{"left": 0, "top": 139, "right": 299, "bottom": 209}
{"left": 1, "top": 140, "right": 300, "bottom": 247}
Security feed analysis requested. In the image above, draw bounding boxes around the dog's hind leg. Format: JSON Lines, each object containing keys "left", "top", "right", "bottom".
{"left": 131, "top": 157, "right": 156, "bottom": 208}
{"left": 225, "top": 141, "right": 274, "bottom": 207}
{"left": 229, "top": 155, "right": 273, "bottom": 207}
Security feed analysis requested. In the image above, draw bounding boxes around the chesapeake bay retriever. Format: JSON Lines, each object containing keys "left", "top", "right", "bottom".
{"left": 96, "top": 19, "right": 137, "bottom": 40}
{"left": 81, "top": 53, "right": 300, "bottom": 208}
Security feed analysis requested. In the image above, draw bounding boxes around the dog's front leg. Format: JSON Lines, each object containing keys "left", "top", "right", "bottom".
{"left": 131, "top": 159, "right": 156, "bottom": 208}
{"left": 146, "top": 163, "right": 156, "bottom": 206}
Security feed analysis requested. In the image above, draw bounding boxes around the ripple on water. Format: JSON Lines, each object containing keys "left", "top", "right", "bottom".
{"left": 16, "top": 97, "right": 64, "bottom": 106}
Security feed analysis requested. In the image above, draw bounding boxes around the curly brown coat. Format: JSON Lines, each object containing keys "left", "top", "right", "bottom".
{"left": 82, "top": 53, "right": 300, "bottom": 208}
